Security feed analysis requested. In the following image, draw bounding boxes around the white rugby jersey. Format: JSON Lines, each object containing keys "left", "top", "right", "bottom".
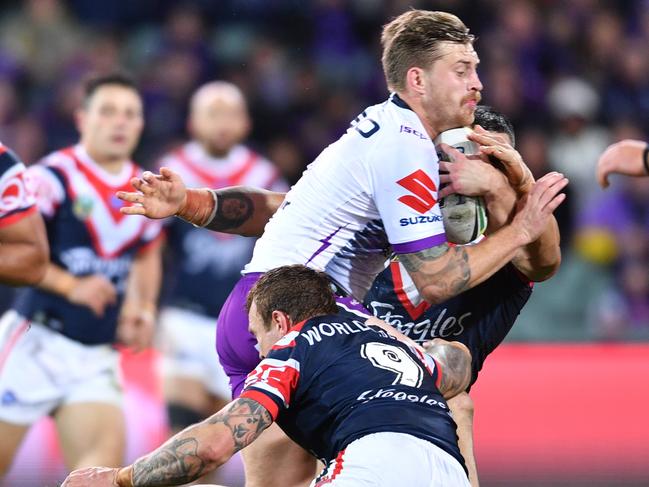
{"left": 245, "top": 94, "right": 447, "bottom": 300}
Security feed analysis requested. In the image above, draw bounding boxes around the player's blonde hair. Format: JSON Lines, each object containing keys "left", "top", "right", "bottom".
{"left": 381, "top": 10, "right": 474, "bottom": 92}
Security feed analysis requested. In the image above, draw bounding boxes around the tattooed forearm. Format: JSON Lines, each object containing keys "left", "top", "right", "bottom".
{"left": 132, "top": 438, "right": 206, "bottom": 486}
{"left": 206, "top": 189, "right": 254, "bottom": 232}
{"left": 426, "top": 341, "right": 472, "bottom": 398}
{"left": 207, "top": 397, "right": 273, "bottom": 452}
{"left": 128, "top": 398, "right": 272, "bottom": 486}
{"left": 400, "top": 245, "right": 471, "bottom": 302}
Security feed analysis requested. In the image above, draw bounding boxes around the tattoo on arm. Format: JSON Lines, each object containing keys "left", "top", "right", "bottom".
{"left": 131, "top": 398, "right": 272, "bottom": 486}
{"left": 399, "top": 244, "right": 471, "bottom": 300}
{"left": 205, "top": 189, "right": 254, "bottom": 232}
{"left": 206, "top": 397, "right": 273, "bottom": 451}
{"left": 426, "top": 342, "right": 472, "bottom": 398}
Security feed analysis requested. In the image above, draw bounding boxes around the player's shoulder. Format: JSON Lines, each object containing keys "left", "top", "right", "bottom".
{"left": 38, "top": 146, "right": 77, "bottom": 174}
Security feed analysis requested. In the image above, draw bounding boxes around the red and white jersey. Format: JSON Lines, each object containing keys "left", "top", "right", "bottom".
{"left": 25, "top": 144, "right": 162, "bottom": 258}
{"left": 245, "top": 94, "right": 446, "bottom": 300}
{"left": 0, "top": 143, "right": 36, "bottom": 228}
{"left": 159, "top": 142, "right": 285, "bottom": 191}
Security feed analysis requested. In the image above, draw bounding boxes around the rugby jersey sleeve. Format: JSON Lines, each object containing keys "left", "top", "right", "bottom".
{"left": 23, "top": 163, "right": 66, "bottom": 219}
{"left": 366, "top": 131, "right": 447, "bottom": 254}
{"left": 0, "top": 146, "right": 38, "bottom": 227}
{"left": 240, "top": 330, "right": 304, "bottom": 420}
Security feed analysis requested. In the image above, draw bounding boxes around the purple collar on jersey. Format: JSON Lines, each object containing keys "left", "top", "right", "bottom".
{"left": 391, "top": 93, "right": 413, "bottom": 111}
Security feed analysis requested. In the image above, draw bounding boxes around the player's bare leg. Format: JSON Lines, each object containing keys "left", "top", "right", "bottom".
{"left": 54, "top": 402, "right": 125, "bottom": 469}
{"left": 164, "top": 376, "right": 229, "bottom": 434}
{"left": 0, "top": 421, "right": 30, "bottom": 475}
{"left": 447, "top": 392, "right": 479, "bottom": 487}
{"left": 241, "top": 422, "right": 317, "bottom": 487}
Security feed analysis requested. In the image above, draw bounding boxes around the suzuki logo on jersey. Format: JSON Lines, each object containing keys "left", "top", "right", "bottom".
{"left": 399, "top": 215, "right": 443, "bottom": 227}
{"left": 396, "top": 169, "right": 438, "bottom": 214}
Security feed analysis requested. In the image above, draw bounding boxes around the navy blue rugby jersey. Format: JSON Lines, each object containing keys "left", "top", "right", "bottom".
{"left": 240, "top": 310, "right": 465, "bottom": 471}
{"left": 158, "top": 142, "right": 286, "bottom": 318}
{"left": 13, "top": 145, "right": 162, "bottom": 344}
{"left": 364, "top": 259, "right": 533, "bottom": 386}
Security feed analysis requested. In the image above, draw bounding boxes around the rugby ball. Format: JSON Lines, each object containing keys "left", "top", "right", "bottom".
{"left": 434, "top": 127, "right": 488, "bottom": 244}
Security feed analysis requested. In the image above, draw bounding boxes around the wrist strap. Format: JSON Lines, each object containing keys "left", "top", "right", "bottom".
{"left": 643, "top": 144, "right": 649, "bottom": 175}
{"left": 175, "top": 189, "right": 217, "bottom": 227}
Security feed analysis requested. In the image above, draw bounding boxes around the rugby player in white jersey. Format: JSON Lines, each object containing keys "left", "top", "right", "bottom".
{"left": 119, "top": 10, "right": 567, "bottom": 487}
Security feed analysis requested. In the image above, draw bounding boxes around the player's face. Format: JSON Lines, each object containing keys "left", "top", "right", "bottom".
{"left": 422, "top": 42, "right": 482, "bottom": 134}
{"left": 189, "top": 91, "right": 250, "bottom": 158}
{"left": 77, "top": 85, "right": 144, "bottom": 162}
{"left": 248, "top": 302, "right": 284, "bottom": 358}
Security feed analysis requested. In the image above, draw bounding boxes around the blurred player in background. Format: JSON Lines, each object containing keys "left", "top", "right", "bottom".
{"left": 157, "top": 81, "right": 286, "bottom": 436}
{"left": 0, "top": 143, "right": 48, "bottom": 286}
{"left": 0, "top": 73, "right": 163, "bottom": 477}
{"left": 597, "top": 139, "right": 649, "bottom": 188}
{"left": 63, "top": 265, "right": 473, "bottom": 487}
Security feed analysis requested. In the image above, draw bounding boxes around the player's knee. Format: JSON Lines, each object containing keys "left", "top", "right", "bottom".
{"left": 167, "top": 402, "right": 205, "bottom": 430}
{"left": 447, "top": 391, "right": 474, "bottom": 419}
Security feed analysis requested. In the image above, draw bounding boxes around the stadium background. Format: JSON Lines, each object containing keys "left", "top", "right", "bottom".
{"left": 1, "top": 0, "right": 648, "bottom": 486}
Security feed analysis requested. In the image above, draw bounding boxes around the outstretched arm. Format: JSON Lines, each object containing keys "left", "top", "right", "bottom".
{"left": 597, "top": 139, "right": 649, "bottom": 188}
{"left": 62, "top": 397, "right": 273, "bottom": 487}
{"left": 117, "top": 167, "right": 286, "bottom": 237}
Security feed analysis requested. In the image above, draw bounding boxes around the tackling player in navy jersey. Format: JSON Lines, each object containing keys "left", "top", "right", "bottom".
{"left": 0, "top": 74, "right": 162, "bottom": 478}
{"left": 63, "top": 265, "right": 473, "bottom": 487}
{"left": 0, "top": 143, "right": 48, "bottom": 285}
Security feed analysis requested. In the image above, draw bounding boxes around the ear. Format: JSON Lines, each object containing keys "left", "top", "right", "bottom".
{"left": 270, "top": 310, "right": 292, "bottom": 335}
{"left": 405, "top": 67, "right": 426, "bottom": 96}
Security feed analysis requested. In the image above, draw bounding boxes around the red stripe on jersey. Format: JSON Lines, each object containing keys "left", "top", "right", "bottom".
{"left": 68, "top": 149, "right": 137, "bottom": 223}
{"left": 59, "top": 148, "right": 148, "bottom": 258}
{"left": 174, "top": 146, "right": 260, "bottom": 187}
{"left": 0, "top": 144, "right": 6, "bottom": 156}
{"left": 391, "top": 260, "right": 430, "bottom": 319}
{"left": 0, "top": 205, "right": 36, "bottom": 228}
{"left": 244, "top": 359, "right": 300, "bottom": 409}
{"left": 432, "top": 356, "right": 443, "bottom": 390}
{"left": 239, "top": 389, "right": 280, "bottom": 420}
{"left": 315, "top": 449, "right": 346, "bottom": 486}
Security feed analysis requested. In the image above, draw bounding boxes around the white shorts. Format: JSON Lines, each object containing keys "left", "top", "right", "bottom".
{"left": 0, "top": 311, "right": 123, "bottom": 425}
{"left": 311, "top": 432, "right": 470, "bottom": 487}
{"left": 158, "top": 307, "right": 230, "bottom": 399}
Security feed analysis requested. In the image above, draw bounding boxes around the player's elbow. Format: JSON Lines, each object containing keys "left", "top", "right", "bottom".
{"left": 201, "top": 433, "right": 236, "bottom": 469}
{"left": 446, "top": 391, "right": 474, "bottom": 420}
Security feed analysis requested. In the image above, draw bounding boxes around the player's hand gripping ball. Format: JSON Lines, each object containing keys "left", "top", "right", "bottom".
{"left": 434, "top": 127, "right": 488, "bottom": 244}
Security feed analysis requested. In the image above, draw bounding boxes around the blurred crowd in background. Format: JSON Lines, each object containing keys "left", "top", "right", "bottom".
{"left": 0, "top": 0, "right": 648, "bottom": 340}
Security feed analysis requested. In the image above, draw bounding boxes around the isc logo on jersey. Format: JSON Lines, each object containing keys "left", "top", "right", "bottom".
{"left": 396, "top": 169, "right": 442, "bottom": 226}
